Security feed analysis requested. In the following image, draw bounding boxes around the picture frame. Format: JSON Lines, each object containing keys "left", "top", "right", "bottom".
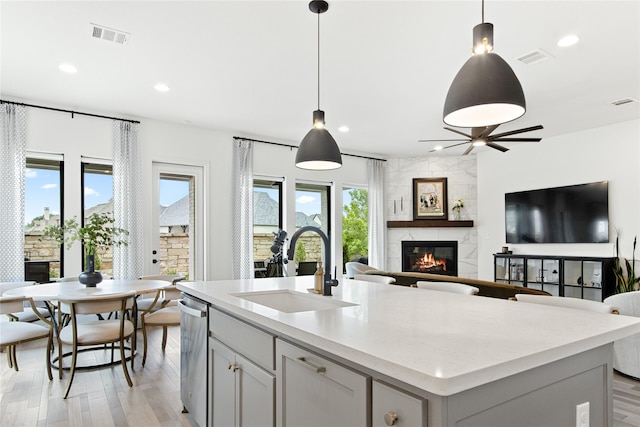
{"left": 413, "top": 177, "right": 448, "bottom": 220}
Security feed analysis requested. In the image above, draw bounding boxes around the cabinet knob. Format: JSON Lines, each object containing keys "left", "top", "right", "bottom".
{"left": 384, "top": 412, "right": 399, "bottom": 426}
{"left": 228, "top": 363, "right": 239, "bottom": 372}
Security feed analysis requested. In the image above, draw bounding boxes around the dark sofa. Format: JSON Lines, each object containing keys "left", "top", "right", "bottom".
{"left": 367, "top": 271, "right": 551, "bottom": 299}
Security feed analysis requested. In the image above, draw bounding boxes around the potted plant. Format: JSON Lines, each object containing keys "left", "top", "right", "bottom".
{"left": 614, "top": 235, "right": 639, "bottom": 293}
{"left": 43, "top": 212, "right": 128, "bottom": 286}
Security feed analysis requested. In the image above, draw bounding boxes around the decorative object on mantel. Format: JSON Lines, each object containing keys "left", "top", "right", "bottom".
{"left": 452, "top": 198, "right": 464, "bottom": 220}
{"left": 43, "top": 212, "right": 128, "bottom": 287}
{"left": 413, "top": 177, "right": 448, "bottom": 220}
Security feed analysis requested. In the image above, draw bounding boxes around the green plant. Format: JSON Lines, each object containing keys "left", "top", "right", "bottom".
{"left": 43, "top": 212, "right": 129, "bottom": 256}
{"left": 614, "top": 234, "right": 639, "bottom": 293}
{"left": 295, "top": 241, "right": 307, "bottom": 264}
{"left": 342, "top": 188, "right": 368, "bottom": 266}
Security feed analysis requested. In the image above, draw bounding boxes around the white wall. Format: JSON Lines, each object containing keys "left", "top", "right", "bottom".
{"left": 385, "top": 156, "right": 478, "bottom": 278}
{"left": 20, "top": 99, "right": 369, "bottom": 280}
{"left": 477, "top": 119, "right": 640, "bottom": 281}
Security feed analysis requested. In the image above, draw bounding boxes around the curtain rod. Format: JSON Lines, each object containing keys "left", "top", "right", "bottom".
{"left": 0, "top": 99, "right": 140, "bottom": 124}
{"left": 233, "top": 136, "right": 387, "bottom": 162}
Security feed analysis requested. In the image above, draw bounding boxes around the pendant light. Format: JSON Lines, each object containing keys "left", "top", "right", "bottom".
{"left": 443, "top": 0, "right": 526, "bottom": 128}
{"left": 295, "top": 0, "right": 342, "bottom": 170}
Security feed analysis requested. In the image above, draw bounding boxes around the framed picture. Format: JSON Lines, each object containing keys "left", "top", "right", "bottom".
{"left": 413, "top": 177, "right": 448, "bottom": 220}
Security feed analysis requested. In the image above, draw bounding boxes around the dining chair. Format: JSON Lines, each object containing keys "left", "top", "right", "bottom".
{"left": 0, "top": 281, "right": 52, "bottom": 322}
{"left": 414, "top": 281, "right": 480, "bottom": 295}
{"left": 514, "top": 294, "right": 619, "bottom": 314}
{"left": 353, "top": 274, "right": 396, "bottom": 285}
{"left": 56, "top": 291, "right": 136, "bottom": 399}
{"left": 0, "top": 295, "right": 54, "bottom": 380}
{"left": 136, "top": 274, "right": 186, "bottom": 312}
{"left": 140, "top": 285, "right": 181, "bottom": 366}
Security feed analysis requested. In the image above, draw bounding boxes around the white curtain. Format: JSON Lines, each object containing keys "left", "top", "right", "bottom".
{"left": 232, "top": 139, "right": 254, "bottom": 279}
{"left": 112, "top": 120, "right": 144, "bottom": 279}
{"left": 367, "top": 159, "right": 386, "bottom": 270}
{"left": 0, "top": 104, "right": 27, "bottom": 281}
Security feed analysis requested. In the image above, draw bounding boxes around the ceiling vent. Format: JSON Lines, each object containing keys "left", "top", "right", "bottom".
{"left": 517, "top": 49, "right": 554, "bottom": 65}
{"left": 611, "top": 98, "right": 639, "bottom": 106}
{"left": 90, "top": 23, "right": 130, "bottom": 45}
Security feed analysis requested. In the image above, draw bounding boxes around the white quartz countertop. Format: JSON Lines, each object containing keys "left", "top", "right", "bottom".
{"left": 178, "top": 277, "right": 640, "bottom": 396}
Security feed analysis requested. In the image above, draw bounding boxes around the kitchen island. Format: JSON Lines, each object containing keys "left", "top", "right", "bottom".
{"left": 178, "top": 276, "right": 640, "bottom": 426}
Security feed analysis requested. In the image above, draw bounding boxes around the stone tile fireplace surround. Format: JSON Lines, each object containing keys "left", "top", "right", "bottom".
{"left": 385, "top": 156, "right": 478, "bottom": 278}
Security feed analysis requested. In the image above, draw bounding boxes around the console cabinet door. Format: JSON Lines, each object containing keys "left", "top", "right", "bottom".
{"left": 372, "top": 380, "right": 427, "bottom": 427}
{"left": 211, "top": 338, "right": 237, "bottom": 427}
{"left": 276, "top": 339, "right": 368, "bottom": 427}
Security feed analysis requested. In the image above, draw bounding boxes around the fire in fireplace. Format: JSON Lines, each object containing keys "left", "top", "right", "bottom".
{"left": 402, "top": 241, "right": 458, "bottom": 276}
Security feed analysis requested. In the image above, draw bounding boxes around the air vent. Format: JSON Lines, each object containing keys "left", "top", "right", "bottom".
{"left": 611, "top": 98, "right": 639, "bottom": 106}
{"left": 517, "top": 49, "right": 554, "bottom": 65}
{"left": 89, "top": 23, "right": 130, "bottom": 45}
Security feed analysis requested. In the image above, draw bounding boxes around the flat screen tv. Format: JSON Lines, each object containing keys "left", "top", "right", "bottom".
{"left": 505, "top": 181, "right": 609, "bottom": 244}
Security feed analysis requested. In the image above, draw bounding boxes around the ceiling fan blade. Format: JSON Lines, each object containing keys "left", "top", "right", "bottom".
{"left": 443, "top": 127, "right": 473, "bottom": 139}
{"left": 492, "top": 137, "right": 542, "bottom": 142}
{"left": 418, "top": 138, "right": 469, "bottom": 143}
{"left": 489, "top": 125, "right": 544, "bottom": 139}
{"left": 485, "top": 141, "right": 509, "bottom": 152}
{"left": 462, "top": 144, "right": 475, "bottom": 155}
{"left": 428, "top": 141, "right": 471, "bottom": 152}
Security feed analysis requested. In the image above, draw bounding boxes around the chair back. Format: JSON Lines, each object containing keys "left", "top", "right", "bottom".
{"left": 0, "top": 296, "right": 28, "bottom": 314}
{"left": 415, "top": 281, "right": 479, "bottom": 295}
{"left": 515, "top": 294, "right": 618, "bottom": 314}
{"left": 353, "top": 274, "right": 396, "bottom": 285}
{"left": 345, "top": 262, "right": 377, "bottom": 279}
{"left": 139, "top": 274, "right": 186, "bottom": 285}
{"left": 59, "top": 291, "right": 136, "bottom": 316}
{"left": 0, "top": 281, "right": 36, "bottom": 294}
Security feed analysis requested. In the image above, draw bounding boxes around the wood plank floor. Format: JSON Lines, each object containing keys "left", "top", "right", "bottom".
{"left": 2, "top": 321, "right": 640, "bottom": 426}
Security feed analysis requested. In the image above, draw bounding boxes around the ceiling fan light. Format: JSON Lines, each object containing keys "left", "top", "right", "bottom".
{"left": 296, "top": 126, "right": 342, "bottom": 170}
{"left": 444, "top": 53, "right": 526, "bottom": 127}
{"left": 472, "top": 139, "right": 487, "bottom": 147}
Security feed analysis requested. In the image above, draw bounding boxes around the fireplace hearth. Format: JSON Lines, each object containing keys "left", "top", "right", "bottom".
{"left": 402, "top": 241, "right": 458, "bottom": 276}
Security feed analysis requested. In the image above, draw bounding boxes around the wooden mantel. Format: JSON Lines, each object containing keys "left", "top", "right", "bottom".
{"left": 387, "top": 220, "right": 474, "bottom": 228}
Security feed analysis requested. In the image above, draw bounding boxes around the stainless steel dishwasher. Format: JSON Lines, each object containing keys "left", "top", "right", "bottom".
{"left": 179, "top": 293, "right": 208, "bottom": 427}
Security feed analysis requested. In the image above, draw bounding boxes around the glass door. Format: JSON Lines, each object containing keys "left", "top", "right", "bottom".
{"left": 151, "top": 163, "right": 204, "bottom": 280}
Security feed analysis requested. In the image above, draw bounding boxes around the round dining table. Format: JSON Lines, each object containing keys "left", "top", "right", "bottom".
{"left": 3, "top": 279, "right": 170, "bottom": 301}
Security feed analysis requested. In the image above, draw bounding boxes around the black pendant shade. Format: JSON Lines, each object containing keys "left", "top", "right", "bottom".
{"left": 444, "top": 12, "right": 526, "bottom": 127}
{"left": 296, "top": 0, "right": 342, "bottom": 170}
{"left": 296, "top": 109, "right": 342, "bottom": 170}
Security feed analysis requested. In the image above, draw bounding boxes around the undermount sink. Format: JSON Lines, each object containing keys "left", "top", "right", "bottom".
{"left": 231, "top": 289, "right": 357, "bottom": 313}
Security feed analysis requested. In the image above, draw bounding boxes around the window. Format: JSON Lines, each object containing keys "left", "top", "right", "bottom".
{"left": 342, "top": 187, "right": 368, "bottom": 269}
{"left": 24, "top": 157, "right": 63, "bottom": 279}
{"left": 294, "top": 182, "right": 330, "bottom": 274}
{"left": 82, "top": 162, "right": 113, "bottom": 275}
{"left": 253, "top": 179, "right": 282, "bottom": 273}
{"left": 158, "top": 174, "right": 191, "bottom": 276}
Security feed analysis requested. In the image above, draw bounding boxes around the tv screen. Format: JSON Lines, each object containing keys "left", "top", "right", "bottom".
{"left": 505, "top": 181, "right": 609, "bottom": 244}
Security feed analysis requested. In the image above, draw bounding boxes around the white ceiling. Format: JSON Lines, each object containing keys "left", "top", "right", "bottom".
{"left": 1, "top": 1, "right": 639, "bottom": 158}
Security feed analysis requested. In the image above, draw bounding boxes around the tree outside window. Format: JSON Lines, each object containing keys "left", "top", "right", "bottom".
{"left": 342, "top": 188, "right": 368, "bottom": 270}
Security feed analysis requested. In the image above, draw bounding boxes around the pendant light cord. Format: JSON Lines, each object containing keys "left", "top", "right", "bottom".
{"left": 317, "top": 11, "right": 321, "bottom": 110}
{"left": 481, "top": 0, "right": 485, "bottom": 23}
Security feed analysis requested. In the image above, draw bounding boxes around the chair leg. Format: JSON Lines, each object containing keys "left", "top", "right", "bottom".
{"left": 58, "top": 335, "right": 64, "bottom": 379}
{"left": 10, "top": 345, "right": 19, "bottom": 372}
{"left": 45, "top": 332, "right": 53, "bottom": 381}
{"left": 6, "top": 346, "right": 13, "bottom": 369}
{"left": 119, "top": 337, "right": 133, "bottom": 387}
{"left": 161, "top": 326, "right": 168, "bottom": 351}
{"left": 63, "top": 343, "right": 78, "bottom": 399}
{"left": 142, "top": 321, "right": 148, "bottom": 366}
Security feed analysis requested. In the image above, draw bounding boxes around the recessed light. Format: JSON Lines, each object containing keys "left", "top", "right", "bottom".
{"left": 338, "top": 125, "right": 349, "bottom": 133}
{"left": 58, "top": 63, "right": 78, "bottom": 73}
{"left": 154, "top": 83, "right": 170, "bottom": 92}
{"left": 557, "top": 34, "right": 579, "bottom": 47}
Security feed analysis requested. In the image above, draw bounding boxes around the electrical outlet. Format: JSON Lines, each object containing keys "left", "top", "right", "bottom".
{"left": 576, "top": 402, "right": 589, "bottom": 427}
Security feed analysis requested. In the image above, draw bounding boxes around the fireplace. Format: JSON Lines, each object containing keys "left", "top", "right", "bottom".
{"left": 402, "top": 241, "right": 458, "bottom": 276}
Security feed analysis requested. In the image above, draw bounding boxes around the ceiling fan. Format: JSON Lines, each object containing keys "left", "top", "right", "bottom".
{"left": 419, "top": 124, "right": 543, "bottom": 155}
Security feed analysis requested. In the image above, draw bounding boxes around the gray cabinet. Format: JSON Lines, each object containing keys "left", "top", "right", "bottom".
{"left": 210, "top": 338, "right": 275, "bottom": 427}
{"left": 372, "top": 380, "right": 427, "bottom": 427}
{"left": 276, "top": 338, "right": 369, "bottom": 427}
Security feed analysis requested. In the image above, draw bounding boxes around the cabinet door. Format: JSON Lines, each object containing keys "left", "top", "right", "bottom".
{"left": 211, "top": 338, "right": 237, "bottom": 427}
{"left": 276, "top": 339, "right": 368, "bottom": 427}
{"left": 237, "top": 353, "right": 275, "bottom": 427}
{"left": 372, "top": 380, "right": 427, "bottom": 427}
